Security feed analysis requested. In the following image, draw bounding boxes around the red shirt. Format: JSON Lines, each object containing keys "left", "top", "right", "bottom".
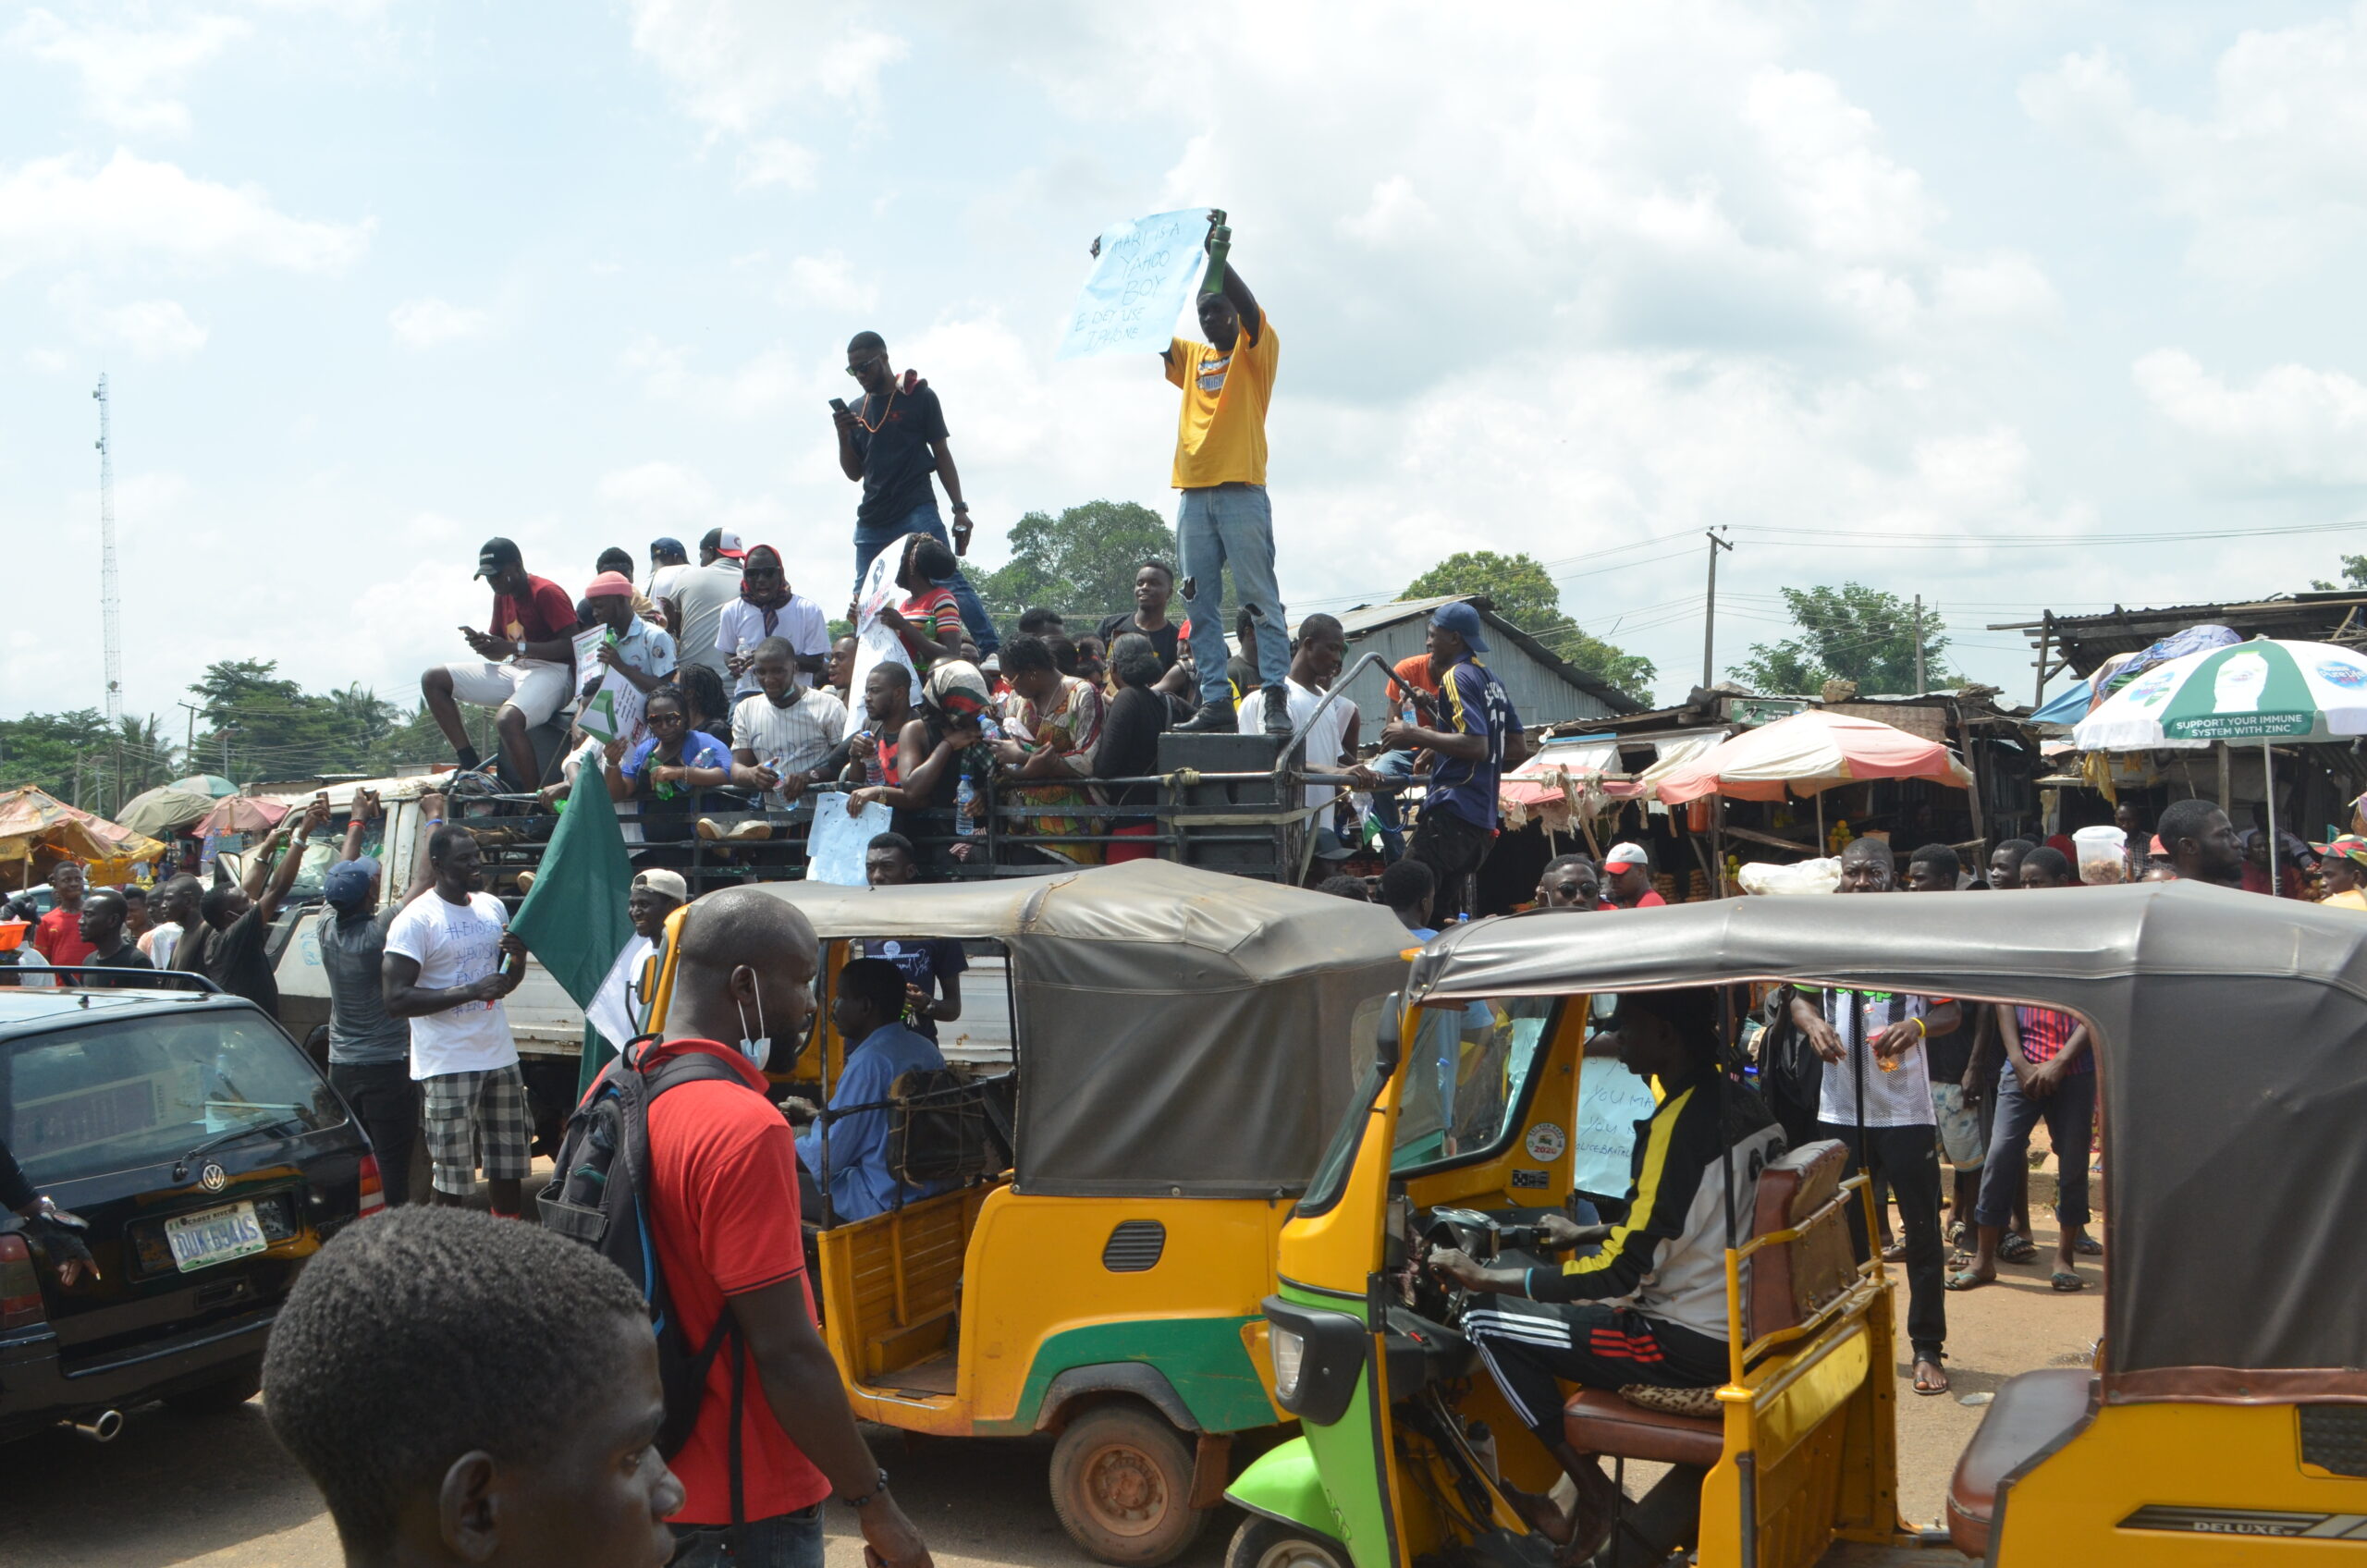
{"left": 643, "top": 1037, "right": 830, "bottom": 1525}
{"left": 491, "top": 575, "right": 581, "bottom": 659}
{"left": 1615, "top": 888, "right": 1667, "bottom": 909}
{"left": 896, "top": 586, "right": 963, "bottom": 671}
{"left": 32, "top": 906, "right": 92, "bottom": 967}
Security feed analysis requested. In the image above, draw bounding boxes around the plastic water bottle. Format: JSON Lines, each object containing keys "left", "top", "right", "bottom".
{"left": 856, "top": 730, "right": 884, "bottom": 787}
{"left": 956, "top": 775, "right": 978, "bottom": 838}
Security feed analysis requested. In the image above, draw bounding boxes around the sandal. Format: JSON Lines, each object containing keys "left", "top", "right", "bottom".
{"left": 1998, "top": 1233, "right": 2039, "bottom": 1265}
{"left": 1945, "top": 1268, "right": 1993, "bottom": 1292}
{"left": 1881, "top": 1241, "right": 1907, "bottom": 1263}
{"left": 2073, "top": 1235, "right": 2103, "bottom": 1256}
{"left": 2050, "top": 1270, "right": 2086, "bottom": 1292}
{"left": 1913, "top": 1358, "right": 1951, "bottom": 1396}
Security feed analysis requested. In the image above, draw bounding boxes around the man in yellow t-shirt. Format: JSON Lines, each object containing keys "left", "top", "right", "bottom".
{"left": 2312, "top": 833, "right": 2367, "bottom": 910}
{"left": 1144, "top": 214, "right": 1291, "bottom": 735}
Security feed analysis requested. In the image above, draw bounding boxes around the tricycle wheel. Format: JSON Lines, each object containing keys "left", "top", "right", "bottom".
{"left": 1049, "top": 1403, "right": 1208, "bottom": 1566}
{"left": 1225, "top": 1515, "right": 1350, "bottom": 1568}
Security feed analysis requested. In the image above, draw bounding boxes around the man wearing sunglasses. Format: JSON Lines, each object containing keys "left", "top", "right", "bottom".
{"left": 832, "top": 333, "right": 999, "bottom": 658}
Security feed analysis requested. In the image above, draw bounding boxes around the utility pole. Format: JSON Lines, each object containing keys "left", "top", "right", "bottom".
{"left": 1913, "top": 595, "right": 1928, "bottom": 693}
{"left": 178, "top": 702, "right": 202, "bottom": 778}
{"left": 1701, "top": 528, "right": 1734, "bottom": 690}
{"left": 93, "top": 375, "right": 122, "bottom": 724}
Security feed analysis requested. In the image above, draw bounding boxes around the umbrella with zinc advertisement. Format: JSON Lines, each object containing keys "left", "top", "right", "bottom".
{"left": 2071, "top": 638, "right": 2367, "bottom": 893}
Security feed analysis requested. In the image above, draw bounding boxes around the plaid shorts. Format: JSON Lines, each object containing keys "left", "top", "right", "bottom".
{"left": 422, "top": 1063, "right": 532, "bottom": 1193}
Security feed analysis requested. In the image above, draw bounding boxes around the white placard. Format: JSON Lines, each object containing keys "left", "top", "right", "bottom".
{"left": 807, "top": 797, "right": 894, "bottom": 887}
{"left": 1056, "top": 208, "right": 1211, "bottom": 361}
{"left": 844, "top": 545, "right": 920, "bottom": 741}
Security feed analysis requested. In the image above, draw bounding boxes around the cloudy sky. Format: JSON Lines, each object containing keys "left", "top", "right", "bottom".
{"left": 7, "top": 0, "right": 2367, "bottom": 729}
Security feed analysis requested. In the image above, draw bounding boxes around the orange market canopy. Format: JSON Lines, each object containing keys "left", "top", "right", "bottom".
{"left": 0, "top": 785, "right": 166, "bottom": 876}
{"left": 1649, "top": 708, "right": 1973, "bottom": 804}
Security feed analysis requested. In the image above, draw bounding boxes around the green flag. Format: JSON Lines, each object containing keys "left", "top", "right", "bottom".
{"left": 509, "top": 781, "right": 639, "bottom": 1094}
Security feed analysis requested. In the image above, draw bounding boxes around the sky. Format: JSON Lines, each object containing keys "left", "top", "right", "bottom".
{"left": 7, "top": 0, "right": 2367, "bottom": 732}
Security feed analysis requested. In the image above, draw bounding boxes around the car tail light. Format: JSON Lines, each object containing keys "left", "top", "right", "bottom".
{"left": 358, "top": 1155, "right": 386, "bottom": 1218}
{"left": 0, "top": 1234, "right": 46, "bottom": 1329}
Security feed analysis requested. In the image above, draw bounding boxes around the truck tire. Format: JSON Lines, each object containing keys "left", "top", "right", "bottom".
{"left": 1049, "top": 1402, "right": 1208, "bottom": 1566}
{"left": 164, "top": 1365, "right": 263, "bottom": 1415}
{"left": 1225, "top": 1516, "right": 1350, "bottom": 1568}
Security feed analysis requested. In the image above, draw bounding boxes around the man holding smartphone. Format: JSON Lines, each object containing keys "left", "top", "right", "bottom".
{"left": 833, "top": 332, "right": 1000, "bottom": 657}
{"left": 420, "top": 536, "right": 579, "bottom": 790}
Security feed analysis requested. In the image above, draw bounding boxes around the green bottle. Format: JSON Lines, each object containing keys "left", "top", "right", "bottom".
{"left": 1201, "top": 208, "right": 1231, "bottom": 296}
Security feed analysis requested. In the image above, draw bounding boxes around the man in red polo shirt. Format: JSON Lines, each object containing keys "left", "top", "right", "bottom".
{"left": 1601, "top": 843, "right": 1665, "bottom": 908}
{"left": 31, "top": 862, "right": 93, "bottom": 967}
{"left": 642, "top": 887, "right": 933, "bottom": 1568}
{"left": 421, "top": 536, "right": 581, "bottom": 792}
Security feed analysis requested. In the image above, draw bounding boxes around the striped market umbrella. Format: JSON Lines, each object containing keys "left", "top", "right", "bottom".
{"left": 2072, "top": 638, "right": 2367, "bottom": 894}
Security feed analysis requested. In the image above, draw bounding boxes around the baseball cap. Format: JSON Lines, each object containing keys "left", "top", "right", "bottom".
{"left": 323, "top": 857, "right": 380, "bottom": 909}
{"left": 1604, "top": 842, "right": 1651, "bottom": 869}
{"left": 701, "top": 527, "right": 747, "bottom": 561}
{"left": 2313, "top": 833, "right": 2367, "bottom": 867}
{"left": 474, "top": 537, "right": 523, "bottom": 580}
{"left": 1313, "top": 827, "right": 1356, "bottom": 862}
{"left": 585, "top": 571, "right": 634, "bottom": 599}
{"left": 650, "top": 536, "right": 687, "bottom": 562}
{"left": 631, "top": 867, "right": 689, "bottom": 902}
{"left": 1429, "top": 600, "right": 1490, "bottom": 654}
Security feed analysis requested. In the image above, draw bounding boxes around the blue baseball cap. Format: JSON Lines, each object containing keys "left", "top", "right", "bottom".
{"left": 1429, "top": 600, "right": 1490, "bottom": 654}
{"left": 650, "top": 536, "right": 688, "bottom": 562}
{"left": 322, "top": 858, "right": 380, "bottom": 910}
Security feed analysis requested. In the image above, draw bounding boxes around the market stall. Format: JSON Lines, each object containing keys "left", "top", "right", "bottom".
{"left": 0, "top": 785, "right": 166, "bottom": 888}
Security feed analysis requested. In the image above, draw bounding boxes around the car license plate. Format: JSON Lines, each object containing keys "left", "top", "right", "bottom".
{"left": 164, "top": 1201, "right": 267, "bottom": 1272}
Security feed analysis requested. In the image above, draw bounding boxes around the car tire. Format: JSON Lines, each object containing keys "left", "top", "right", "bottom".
{"left": 1225, "top": 1516, "right": 1351, "bottom": 1568}
{"left": 1049, "top": 1402, "right": 1208, "bottom": 1566}
{"left": 163, "top": 1366, "right": 263, "bottom": 1416}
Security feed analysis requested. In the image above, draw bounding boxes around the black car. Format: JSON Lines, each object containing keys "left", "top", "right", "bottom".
{"left": 0, "top": 974, "right": 378, "bottom": 1444}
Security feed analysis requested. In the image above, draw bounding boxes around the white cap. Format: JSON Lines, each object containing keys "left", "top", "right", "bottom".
{"left": 1604, "top": 842, "right": 1651, "bottom": 869}
{"left": 631, "top": 867, "right": 690, "bottom": 902}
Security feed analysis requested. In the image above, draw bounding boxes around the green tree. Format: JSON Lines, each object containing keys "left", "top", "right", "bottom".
{"left": 2311, "top": 555, "right": 2367, "bottom": 591}
{"left": 1399, "top": 551, "right": 1657, "bottom": 701}
{"left": 190, "top": 661, "right": 436, "bottom": 782}
{"left": 0, "top": 709, "right": 117, "bottom": 807}
{"left": 973, "top": 500, "right": 1178, "bottom": 624}
{"left": 1733, "top": 582, "right": 1953, "bottom": 695}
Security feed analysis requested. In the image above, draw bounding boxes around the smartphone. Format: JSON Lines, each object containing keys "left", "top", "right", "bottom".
{"left": 829, "top": 398, "right": 849, "bottom": 414}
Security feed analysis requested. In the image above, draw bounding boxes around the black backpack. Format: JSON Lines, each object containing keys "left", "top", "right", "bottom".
{"left": 537, "top": 1035, "right": 754, "bottom": 1525}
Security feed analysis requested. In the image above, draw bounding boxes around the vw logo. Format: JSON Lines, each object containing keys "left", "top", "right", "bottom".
{"left": 199, "top": 1164, "right": 228, "bottom": 1194}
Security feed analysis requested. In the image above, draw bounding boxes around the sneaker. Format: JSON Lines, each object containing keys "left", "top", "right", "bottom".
{"left": 695, "top": 817, "right": 723, "bottom": 840}
{"left": 1175, "top": 700, "right": 1237, "bottom": 733}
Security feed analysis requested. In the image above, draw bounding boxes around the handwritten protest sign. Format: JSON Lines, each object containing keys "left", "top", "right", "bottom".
{"left": 1571, "top": 1054, "right": 1661, "bottom": 1200}
{"left": 1056, "top": 208, "right": 1210, "bottom": 361}
{"left": 845, "top": 544, "right": 920, "bottom": 741}
{"left": 808, "top": 797, "right": 894, "bottom": 886}
{"left": 570, "top": 626, "right": 646, "bottom": 746}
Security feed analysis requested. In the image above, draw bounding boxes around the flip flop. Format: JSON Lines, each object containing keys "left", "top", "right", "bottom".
{"left": 1913, "top": 1360, "right": 1951, "bottom": 1396}
{"left": 1881, "top": 1241, "right": 1907, "bottom": 1263}
{"left": 2051, "top": 1270, "right": 2086, "bottom": 1292}
{"left": 2073, "top": 1235, "right": 2103, "bottom": 1256}
{"left": 1998, "top": 1233, "right": 2039, "bottom": 1265}
{"left": 1945, "top": 1269, "right": 1993, "bottom": 1292}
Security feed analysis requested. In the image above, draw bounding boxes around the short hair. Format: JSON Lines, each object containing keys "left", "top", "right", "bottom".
{"left": 1539, "top": 852, "right": 1595, "bottom": 880}
{"left": 426, "top": 823, "right": 475, "bottom": 864}
{"left": 595, "top": 546, "right": 633, "bottom": 575}
{"left": 1317, "top": 875, "right": 1369, "bottom": 901}
{"left": 905, "top": 536, "right": 957, "bottom": 586}
{"left": 2157, "top": 798, "right": 2222, "bottom": 853}
{"left": 847, "top": 330, "right": 886, "bottom": 356}
{"left": 676, "top": 886, "right": 816, "bottom": 979}
{"left": 1380, "top": 856, "right": 1436, "bottom": 911}
{"left": 1001, "top": 634, "right": 1057, "bottom": 677}
{"left": 1909, "top": 842, "right": 1961, "bottom": 878}
{"left": 574, "top": 597, "right": 598, "bottom": 627}
{"left": 121, "top": 885, "right": 147, "bottom": 904}
{"left": 2021, "top": 845, "right": 2073, "bottom": 882}
{"left": 1295, "top": 612, "right": 1343, "bottom": 644}
{"left": 157, "top": 873, "right": 202, "bottom": 907}
{"left": 83, "top": 888, "right": 127, "bottom": 919}
{"left": 645, "top": 681, "right": 686, "bottom": 714}
{"left": 1110, "top": 632, "right": 1163, "bottom": 690}
{"left": 752, "top": 635, "right": 796, "bottom": 663}
{"left": 262, "top": 1207, "right": 649, "bottom": 1554}
{"left": 200, "top": 883, "right": 244, "bottom": 925}
{"left": 1137, "top": 557, "right": 1175, "bottom": 585}
{"left": 1235, "top": 606, "right": 1257, "bottom": 641}
{"left": 1017, "top": 607, "right": 1065, "bottom": 634}
{"left": 1612, "top": 986, "right": 1723, "bottom": 1065}
{"left": 838, "top": 956, "right": 905, "bottom": 1015}
{"left": 866, "top": 831, "right": 916, "bottom": 862}
{"left": 1840, "top": 836, "right": 1895, "bottom": 867}
{"left": 1993, "top": 837, "right": 2036, "bottom": 861}
{"left": 1045, "top": 632, "right": 1080, "bottom": 677}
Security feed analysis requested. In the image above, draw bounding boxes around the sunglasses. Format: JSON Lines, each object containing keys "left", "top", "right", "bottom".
{"left": 648, "top": 710, "right": 687, "bottom": 728}
{"left": 845, "top": 355, "right": 886, "bottom": 378}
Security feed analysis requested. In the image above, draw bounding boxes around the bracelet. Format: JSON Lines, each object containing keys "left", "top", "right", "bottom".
{"left": 1912, "top": 1016, "right": 1927, "bottom": 1038}
{"left": 426, "top": 817, "right": 445, "bottom": 827}
{"left": 840, "top": 1468, "right": 890, "bottom": 1510}
{"left": 951, "top": 502, "right": 970, "bottom": 514}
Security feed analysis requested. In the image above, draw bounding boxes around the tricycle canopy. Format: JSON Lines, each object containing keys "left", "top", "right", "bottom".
{"left": 1405, "top": 880, "right": 2367, "bottom": 1402}
{"left": 748, "top": 859, "right": 1413, "bottom": 1200}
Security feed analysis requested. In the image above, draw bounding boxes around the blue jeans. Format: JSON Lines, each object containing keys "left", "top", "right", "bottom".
{"left": 853, "top": 499, "right": 1000, "bottom": 655}
{"left": 1367, "top": 748, "right": 1417, "bottom": 862}
{"left": 669, "top": 1506, "right": 823, "bottom": 1568}
{"left": 1974, "top": 1063, "right": 2094, "bottom": 1231}
{"left": 1178, "top": 484, "right": 1288, "bottom": 706}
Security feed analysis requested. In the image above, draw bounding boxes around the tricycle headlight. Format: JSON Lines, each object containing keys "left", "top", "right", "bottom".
{"left": 1270, "top": 1326, "right": 1305, "bottom": 1406}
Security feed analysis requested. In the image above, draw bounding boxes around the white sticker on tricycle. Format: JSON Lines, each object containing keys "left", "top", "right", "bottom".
{"left": 1525, "top": 1122, "right": 1567, "bottom": 1161}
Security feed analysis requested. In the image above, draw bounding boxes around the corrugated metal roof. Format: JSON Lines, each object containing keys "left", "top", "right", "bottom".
{"left": 1990, "top": 593, "right": 2367, "bottom": 677}
{"left": 1331, "top": 594, "right": 1648, "bottom": 717}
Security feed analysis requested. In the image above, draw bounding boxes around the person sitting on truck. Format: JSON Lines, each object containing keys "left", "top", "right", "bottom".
{"left": 1432, "top": 986, "right": 1784, "bottom": 1562}
{"left": 262, "top": 1207, "right": 687, "bottom": 1568}
{"left": 794, "top": 958, "right": 949, "bottom": 1225}
{"left": 421, "top": 536, "right": 581, "bottom": 791}
{"left": 74, "top": 888, "right": 153, "bottom": 986}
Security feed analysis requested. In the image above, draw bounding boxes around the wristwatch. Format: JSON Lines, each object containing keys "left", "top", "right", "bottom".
{"left": 513, "top": 638, "right": 526, "bottom": 658}
{"left": 840, "top": 1468, "right": 890, "bottom": 1510}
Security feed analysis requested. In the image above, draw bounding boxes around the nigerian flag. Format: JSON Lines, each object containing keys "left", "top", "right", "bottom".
{"left": 509, "top": 780, "right": 642, "bottom": 1097}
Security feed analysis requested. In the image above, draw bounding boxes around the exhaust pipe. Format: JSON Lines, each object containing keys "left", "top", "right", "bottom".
{"left": 60, "top": 1409, "right": 123, "bottom": 1443}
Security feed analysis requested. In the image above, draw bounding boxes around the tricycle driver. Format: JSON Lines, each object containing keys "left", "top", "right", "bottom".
{"left": 1429, "top": 986, "right": 1783, "bottom": 1562}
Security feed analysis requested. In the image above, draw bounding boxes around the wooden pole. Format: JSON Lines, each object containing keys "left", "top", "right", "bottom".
{"left": 2218, "top": 743, "right": 2231, "bottom": 813}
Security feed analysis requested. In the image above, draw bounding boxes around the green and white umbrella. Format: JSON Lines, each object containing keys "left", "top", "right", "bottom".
{"left": 2072, "top": 638, "right": 2367, "bottom": 750}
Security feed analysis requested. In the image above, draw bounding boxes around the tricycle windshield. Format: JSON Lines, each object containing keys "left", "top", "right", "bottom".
{"left": 1392, "top": 995, "right": 1559, "bottom": 1174}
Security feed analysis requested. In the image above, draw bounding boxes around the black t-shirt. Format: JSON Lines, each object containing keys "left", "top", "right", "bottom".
{"left": 1098, "top": 613, "right": 1181, "bottom": 674}
{"left": 1096, "top": 686, "right": 1171, "bottom": 820}
{"left": 86, "top": 945, "right": 156, "bottom": 987}
{"left": 850, "top": 384, "right": 949, "bottom": 533}
{"left": 177, "top": 906, "right": 279, "bottom": 1016}
{"left": 855, "top": 937, "right": 968, "bottom": 1042}
{"left": 1929, "top": 1004, "right": 1981, "bottom": 1084}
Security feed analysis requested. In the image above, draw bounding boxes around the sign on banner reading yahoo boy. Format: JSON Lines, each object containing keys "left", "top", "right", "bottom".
{"left": 844, "top": 543, "right": 920, "bottom": 740}
{"left": 570, "top": 625, "right": 645, "bottom": 746}
{"left": 1056, "top": 209, "right": 1213, "bottom": 361}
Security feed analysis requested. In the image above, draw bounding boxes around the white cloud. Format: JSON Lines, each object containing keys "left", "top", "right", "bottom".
{"left": 2133, "top": 349, "right": 2367, "bottom": 486}
{"left": 735, "top": 138, "right": 818, "bottom": 191}
{"left": 626, "top": 0, "right": 906, "bottom": 136}
{"left": 783, "top": 251, "right": 876, "bottom": 312}
{"left": 6, "top": 8, "right": 251, "bottom": 136}
{"left": 2023, "top": 12, "right": 2367, "bottom": 280}
{"left": 0, "top": 150, "right": 371, "bottom": 279}
{"left": 620, "top": 336, "right": 806, "bottom": 419}
{"left": 53, "top": 284, "right": 210, "bottom": 358}
{"left": 22, "top": 347, "right": 74, "bottom": 373}
{"left": 388, "top": 297, "right": 492, "bottom": 349}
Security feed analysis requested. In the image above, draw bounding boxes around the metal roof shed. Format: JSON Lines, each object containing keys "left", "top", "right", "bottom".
{"left": 1331, "top": 595, "right": 1646, "bottom": 729}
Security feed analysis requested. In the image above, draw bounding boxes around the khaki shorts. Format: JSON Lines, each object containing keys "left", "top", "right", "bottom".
{"left": 1931, "top": 1081, "right": 1984, "bottom": 1170}
{"left": 441, "top": 658, "right": 572, "bottom": 729}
